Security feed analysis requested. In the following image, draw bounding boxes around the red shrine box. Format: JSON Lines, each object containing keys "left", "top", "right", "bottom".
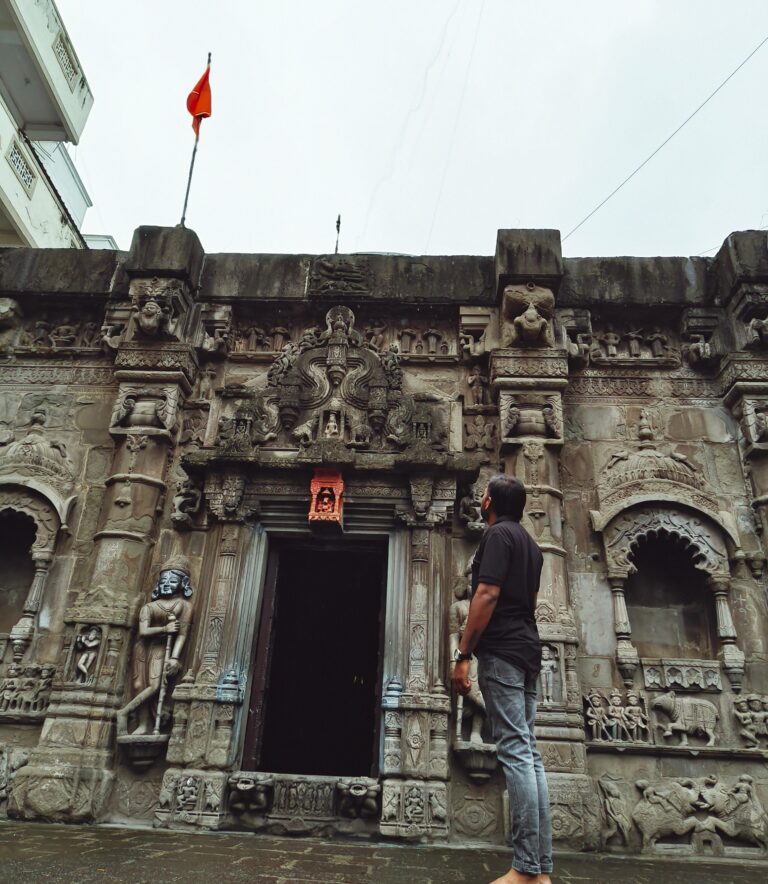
{"left": 308, "top": 468, "right": 344, "bottom": 526}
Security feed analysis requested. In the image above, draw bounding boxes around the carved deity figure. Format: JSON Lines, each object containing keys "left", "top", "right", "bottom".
{"left": 600, "top": 328, "right": 621, "bottom": 358}
{"left": 599, "top": 778, "right": 632, "bottom": 846}
{"left": 324, "top": 412, "right": 340, "bottom": 438}
{"left": 624, "top": 691, "right": 649, "bottom": 742}
{"left": 606, "top": 689, "right": 631, "bottom": 741}
{"left": 449, "top": 574, "right": 486, "bottom": 743}
{"left": 133, "top": 297, "right": 168, "bottom": 338}
{"left": 74, "top": 627, "right": 102, "bottom": 685}
{"left": 539, "top": 646, "right": 558, "bottom": 705}
{"left": 467, "top": 365, "right": 490, "bottom": 406}
{"left": 116, "top": 558, "right": 194, "bottom": 736}
{"left": 464, "top": 415, "right": 496, "bottom": 452}
{"left": 585, "top": 690, "right": 611, "bottom": 741}
{"left": 646, "top": 327, "right": 669, "bottom": 358}
{"left": 625, "top": 329, "right": 643, "bottom": 357}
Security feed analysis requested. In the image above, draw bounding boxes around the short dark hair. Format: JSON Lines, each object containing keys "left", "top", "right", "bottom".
{"left": 487, "top": 474, "right": 526, "bottom": 520}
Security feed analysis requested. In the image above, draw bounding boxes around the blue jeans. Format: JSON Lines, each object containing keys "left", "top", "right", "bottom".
{"left": 478, "top": 654, "right": 553, "bottom": 876}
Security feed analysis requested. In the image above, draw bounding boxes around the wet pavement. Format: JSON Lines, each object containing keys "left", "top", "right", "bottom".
{"left": 0, "top": 821, "right": 762, "bottom": 883}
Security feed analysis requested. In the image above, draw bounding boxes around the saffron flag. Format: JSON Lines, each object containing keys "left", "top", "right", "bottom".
{"left": 187, "top": 61, "right": 211, "bottom": 137}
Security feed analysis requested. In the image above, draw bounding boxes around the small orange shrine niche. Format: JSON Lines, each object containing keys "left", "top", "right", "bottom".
{"left": 308, "top": 468, "right": 344, "bottom": 525}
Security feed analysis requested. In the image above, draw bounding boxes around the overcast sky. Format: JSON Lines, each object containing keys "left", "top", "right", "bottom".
{"left": 58, "top": 1, "right": 768, "bottom": 259}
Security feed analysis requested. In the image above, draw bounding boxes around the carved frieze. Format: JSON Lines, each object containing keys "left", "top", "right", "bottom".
{"left": 642, "top": 659, "right": 722, "bottom": 693}
{"left": 0, "top": 664, "right": 54, "bottom": 720}
{"left": 632, "top": 775, "right": 768, "bottom": 854}
{"left": 380, "top": 779, "right": 448, "bottom": 839}
{"left": 584, "top": 688, "right": 650, "bottom": 744}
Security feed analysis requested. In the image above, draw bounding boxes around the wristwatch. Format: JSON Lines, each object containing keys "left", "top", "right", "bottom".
{"left": 453, "top": 648, "right": 472, "bottom": 662}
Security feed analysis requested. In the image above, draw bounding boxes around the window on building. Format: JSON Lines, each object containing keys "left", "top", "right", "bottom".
{"left": 625, "top": 532, "right": 717, "bottom": 659}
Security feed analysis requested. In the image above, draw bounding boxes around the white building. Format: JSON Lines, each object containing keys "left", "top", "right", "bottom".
{"left": 0, "top": 0, "right": 96, "bottom": 248}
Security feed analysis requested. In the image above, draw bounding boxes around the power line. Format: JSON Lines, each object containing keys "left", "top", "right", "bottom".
{"left": 424, "top": 0, "right": 485, "bottom": 253}
{"left": 355, "top": 0, "right": 462, "bottom": 250}
{"left": 563, "top": 34, "right": 768, "bottom": 244}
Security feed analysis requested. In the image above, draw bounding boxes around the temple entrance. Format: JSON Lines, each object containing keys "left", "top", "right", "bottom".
{"left": 243, "top": 540, "right": 387, "bottom": 778}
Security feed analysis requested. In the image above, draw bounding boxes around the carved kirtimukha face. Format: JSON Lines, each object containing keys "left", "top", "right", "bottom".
{"left": 157, "top": 569, "right": 184, "bottom": 597}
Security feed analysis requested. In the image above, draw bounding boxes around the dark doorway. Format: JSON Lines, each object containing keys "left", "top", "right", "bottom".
{"left": 244, "top": 541, "right": 386, "bottom": 778}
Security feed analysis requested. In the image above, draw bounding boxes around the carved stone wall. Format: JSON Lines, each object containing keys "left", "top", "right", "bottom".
{"left": 0, "top": 226, "right": 767, "bottom": 858}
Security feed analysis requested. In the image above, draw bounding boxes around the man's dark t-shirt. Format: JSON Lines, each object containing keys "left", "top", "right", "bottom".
{"left": 471, "top": 515, "right": 543, "bottom": 674}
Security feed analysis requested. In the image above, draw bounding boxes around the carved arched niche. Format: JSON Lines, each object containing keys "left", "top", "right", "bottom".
{"left": 598, "top": 503, "right": 745, "bottom": 690}
{"left": 0, "top": 486, "right": 62, "bottom": 664}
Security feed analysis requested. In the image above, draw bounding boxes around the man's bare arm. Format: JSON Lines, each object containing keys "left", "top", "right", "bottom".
{"left": 459, "top": 582, "right": 501, "bottom": 655}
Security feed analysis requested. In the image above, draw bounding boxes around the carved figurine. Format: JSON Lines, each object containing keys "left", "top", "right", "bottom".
{"left": 364, "top": 323, "right": 386, "bottom": 351}
{"left": 733, "top": 696, "right": 759, "bottom": 748}
{"left": 599, "top": 328, "right": 621, "bottom": 358}
{"left": 270, "top": 327, "right": 289, "bottom": 351}
{"left": 646, "top": 327, "right": 670, "bottom": 358}
{"left": 132, "top": 297, "right": 168, "bottom": 338}
{"left": 171, "top": 479, "right": 202, "bottom": 530}
{"left": 50, "top": 321, "right": 78, "bottom": 348}
{"left": 599, "top": 778, "right": 632, "bottom": 846}
{"left": 458, "top": 487, "right": 484, "bottom": 536}
{"left": 292, "top": 414, "right": 318, "bottom": 447}
{"left": 748, "top": 316, "right": 768, "bottom": 348}
{"left": 585, "top": 690, "right": 611, "bottom": 741}
{"left": 324, "top": 412, "right": 340, "bottom": 438}
{"left": 606, "top": 689, "right": 631, "bottom": 741}
{"left": 116, "top": 557, "right": 194, "bottom": 737}
{"left": 539, "top": 646, "right": 558, "bottom": 705}
{"left": 624, "top": 691, "right": 649, "bottom": 742}
{"left": 0, "top": 297, "right": 22, "bottom": 355}
{"left": 624, "top": 329, "right": 643, "bottom": 357}
{"left": 74, "top": 627, "right": 102, "bottom": 685}
{"left": 650, "top": 690, "right": 719, "bottom": 747}
{"left": 464, "top": 415, "right": 496, "bottom": 452}
{"left": 449, "top": 575, "right": 486, "bottom": 743}
{"left": 467, "top": 365, "right": 490, "bottom": 406}
{"left": 682, "top": 333, "right": 713, "bottom": 365}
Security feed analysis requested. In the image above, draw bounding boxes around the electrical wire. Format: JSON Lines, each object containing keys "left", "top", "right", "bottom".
{"left": 355, "top": 0, "right": 462, "bottom": 250}
{"left": 563, "top": 34, "right": 768, "bottom": 244}
{"left": 424, "top": 0, "right": 485, "bottom": 253}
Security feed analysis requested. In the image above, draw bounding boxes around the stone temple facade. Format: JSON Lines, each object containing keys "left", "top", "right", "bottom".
{"left": 0, "top": 225, "right": 768, "bottom": 860}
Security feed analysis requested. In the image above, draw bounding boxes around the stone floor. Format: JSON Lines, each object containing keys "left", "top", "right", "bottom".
{"left": 0, "top": 822, "right": 762, "bottom": 884}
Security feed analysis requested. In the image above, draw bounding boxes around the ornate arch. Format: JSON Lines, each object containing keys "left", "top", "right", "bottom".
{"left": 602, "top": 504, "right": 730, "bottom": 580}
{"left": 0, "top": 486, "right": 60, "bottom": 553}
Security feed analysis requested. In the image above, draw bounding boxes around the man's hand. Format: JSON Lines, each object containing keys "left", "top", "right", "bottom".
{"left": 452, "top": 659, "right": 471, "bottom": 696}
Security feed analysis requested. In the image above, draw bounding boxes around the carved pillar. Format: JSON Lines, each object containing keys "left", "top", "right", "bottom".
{"left": 609, "top": 576, "right": 639, "bottom": 686}
{"left": 10, "top": 226, "right": 205, "bottom": 823}
{"left": 162, "top": 476, "right": 259, "bottom": 829}
{"left": 9, "top": 550, "right": 53, "bottom": 661}
{"left": 707, "top": 575, "right": 745, "bottom": 690}
{"left": 380, "top": 485, "right": 452, "bottom": 840}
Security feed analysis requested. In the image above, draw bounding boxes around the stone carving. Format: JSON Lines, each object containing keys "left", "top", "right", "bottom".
{"left": 308, "top": 469, "right": 344, "bottom": 524}
{"left": 228, "top": 773, "right": 274, "bottom": 824}
{"left": 0, "top": 664, "right": 54, "bottom": 717}
{"left": 0, "top": 298, "right": 22, "bottom": 355}
{"left": 632, "top": 775, "right": 768, "bottom": 853}
{"left": 501, "top": 283, "right": 556, "bottom": 347}
{"left": 0, "top": 408, "right": 74, "bottom": 496}
{"left": 74, "top": 626, "right": 102, "bottom": 685}
{"left": 256, "top": 307, "right": 449, "bottom": 454}
{"left": 602, "top": 507, "right": 728, "bottom": 579}
{"left": 0, "top": 745, "right": 30, "bottom": 808}
{"left": 467, "top": 365, "right": 490, "bottom": 406}
{"left": 110, "top": 387, "right": 179, "bottom": 433}
{"left": 336, "top": 778, "right": 381, "bottom": 819}
{"left": 580, "top": 325, "right": 682, "bottom": 367}
{"left": 309, "top": 256, "right": 372, "bottom": 294}
{"left": 128, "top": 277, "right": 186, "bottom": 340}
{"left": 499, "top": 393, "right": 561, "bottom": 440}
{"left": 380, "top": 780, "right": 448, "bottom": 838}
{"left": 204, "top": 473, "right": 252, "bottom": 522}
{"left": 171, "top": 477, "right": 202, "bottom": 530}
{"left": 642, "top": 660, "right": 722, "bottom": 693}
{"left": 539, "top": 645, "right": 558, "bottom": 705}
{"left": 651, "top": 690, "right": 719, "bottom": 747}
{"left": 116, "top": 557, "right": 195, "bottom": 764}
{"left": 733, "top": 694, "right": 768, "bottom": 748}
{"left": 452, "top": 789, "right": 498, "bottom": 839}
{"left": 463, "top": 415, "right": 496, "bottom": 453}
{"left": 598, "top": 777, "right": 632, "bottom": 847}
{"left": 584, "top": 689, "right": 649, "bottom": 743}
{"left": 449, "top": 572, "right": 497, "bottom": 782}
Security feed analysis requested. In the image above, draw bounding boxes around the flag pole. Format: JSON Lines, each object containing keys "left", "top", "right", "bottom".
{"left": 180, "top": 52, "right": 211, "bottom": 228}
{"left": 180, "top": 134, "right": 199, "bottom": 228}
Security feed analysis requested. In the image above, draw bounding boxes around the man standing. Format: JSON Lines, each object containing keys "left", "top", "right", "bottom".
{"left": 451, "top": 475, "right": 552, "bottom": 884}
